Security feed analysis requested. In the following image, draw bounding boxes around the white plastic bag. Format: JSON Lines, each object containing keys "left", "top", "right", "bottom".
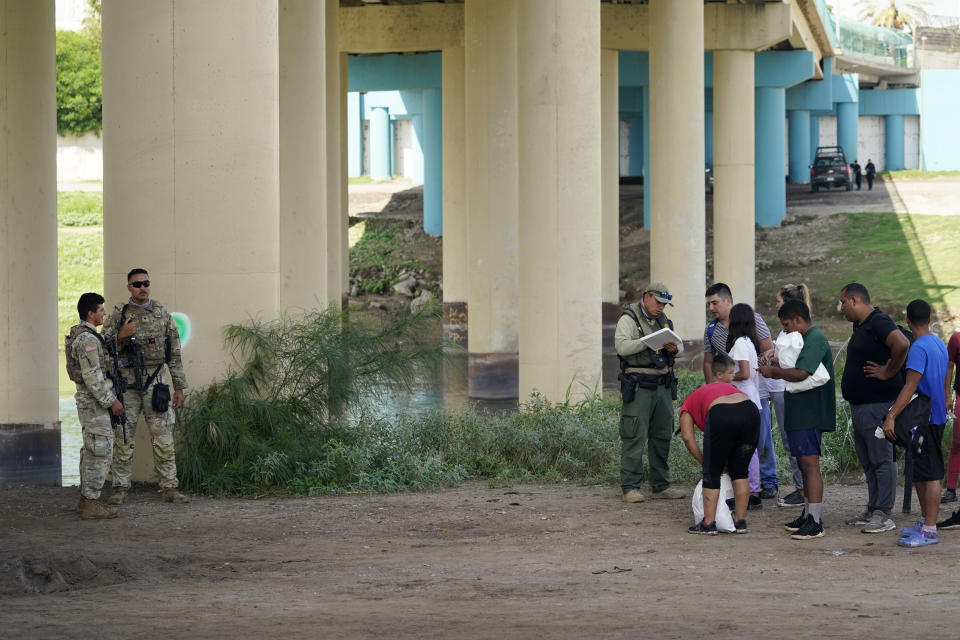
{"left": 691, "top": 473, "right": 735, "bottom": 533}
{"left": 775, "top": 331, "right": 830, "bottom": 393}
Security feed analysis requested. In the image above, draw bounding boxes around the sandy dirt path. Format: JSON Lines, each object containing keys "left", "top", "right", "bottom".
{"left": 3, "top": 482, "right": 959, "bottom": 639}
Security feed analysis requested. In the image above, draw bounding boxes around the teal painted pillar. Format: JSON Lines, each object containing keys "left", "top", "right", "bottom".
{"left": 836, "top": 102, "right": 859, "bottom": 165}
{"left": 754, "top": 87, "right": 786, "bottom": 226}
{"left": 885, "top": 114, "right": 904, "bottom": 171}
{"left": 409, "top": 114, "right": 425, "bottom": 185}
{"left": 705, "top": 111, "right": 713, "bottom": 168}
{"left": 369, "top": 105, "right": 391, "bottom": 181}
{"left": 810, "top": 115, "right": 820, "bottom": 160}
{"left": 788, "top": 109, "right": 811, "bottom": 183}
{"left": 642, "top": 85, "right": 650, "bottom": 229}
{"left": 628, "top": 117, "right": 643, "bottom": 177}
{"left": 422, "top": 88, "right": 442, "bottom": 235}
{"left": 347, "top": 92, "right": 362, "bottom": 178}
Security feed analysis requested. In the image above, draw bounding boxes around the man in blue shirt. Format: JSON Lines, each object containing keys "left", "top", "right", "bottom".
{"left": 882, "top": 299, "right": 948, "bottom": 547}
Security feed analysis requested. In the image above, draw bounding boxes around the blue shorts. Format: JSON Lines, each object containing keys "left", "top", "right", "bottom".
{"left": 786, "top": 429, "right": 822, "bottom": 457}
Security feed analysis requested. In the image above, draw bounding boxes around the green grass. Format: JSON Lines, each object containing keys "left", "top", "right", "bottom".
{"left": 349, "top": 218, "right": 432, "bottom": 294}
{"left": 829, "top": 212, "right": 960, "bottom": 320}
{"left": 58, "top": 227, "right": 103, "bottom": 346}
{"left": 58, "top": 191, "right": 103, "bottom": 227}
{"left": 880, "top": 169, "right": 960, "bottom": 179}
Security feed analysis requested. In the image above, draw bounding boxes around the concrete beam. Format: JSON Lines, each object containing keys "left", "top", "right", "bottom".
{"left": 347, "top": 52, "right": 441, "bottom": 91}
{"left": 859, "top": 88, "right": 919, "bottom": 116}
{"left": 603, "top": 2, "right": 792, "bottom": 52}
{"left": 788, "top": 0, "right": 833, "bottom": 70}
{"left": 756, "top": 50, "right": 816, "bottom": 89}
{"left": 340, "top": 3, "right": 463, "bottom": 53}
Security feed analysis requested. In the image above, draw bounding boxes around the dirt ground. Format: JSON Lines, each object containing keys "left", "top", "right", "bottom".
{"left": 2, "top": 482, "right": 960, "bottom": 638}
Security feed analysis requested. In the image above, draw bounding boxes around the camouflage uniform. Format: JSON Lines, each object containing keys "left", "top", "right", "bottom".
{"left": 72, "top": 322, "right": 118, "bottom": 500}
{"left": 104, "top": 299, "right": 187, "bottom": 489}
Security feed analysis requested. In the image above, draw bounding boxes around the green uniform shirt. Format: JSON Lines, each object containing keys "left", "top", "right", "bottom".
{"left": 783, "top": 326, "right": 836, "bottom": 432}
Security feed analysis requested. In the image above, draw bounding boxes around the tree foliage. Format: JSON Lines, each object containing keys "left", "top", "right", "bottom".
{"left": 56, "top": 29, "right": 101, "bottom": 137}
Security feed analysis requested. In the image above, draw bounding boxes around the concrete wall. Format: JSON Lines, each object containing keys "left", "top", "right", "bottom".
{"left": 56, "top": 132, "right": 102, "bottom": 182}
{"left": 905, "top": 115, "right": 920, "bottom": 170}
{"left": 857, "top": 115, "right": 884, "bottom": 168}
{"left": 394, "top": 117, "right": 420, "bottom": 183}
{"left": 619, "top": 118, "right": 630, "bottom": 176}
{"left": 920, "top": 70, "right": 960, "bottom": 170}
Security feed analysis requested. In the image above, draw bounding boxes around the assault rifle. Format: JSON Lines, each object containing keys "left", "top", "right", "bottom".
{"left": 103, "top": 334, "right": 128, "bottom": 442}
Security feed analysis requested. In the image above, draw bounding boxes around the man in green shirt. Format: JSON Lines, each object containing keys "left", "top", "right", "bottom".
{"left": 759, "top": 300, "right": 835, "bottom": 540}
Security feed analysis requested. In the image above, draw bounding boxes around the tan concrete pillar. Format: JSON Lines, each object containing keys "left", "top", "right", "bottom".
{"left": 464, "top": 0, "right": 518, "bottom": 398}
{"left": 280, "top": 0, "right": 338, "bottom": 311}
{"left": 0, "top": 0, "right": 60, "bottom": 484}
{"left": 324, "top": 0, "right": 345, "bottom": 306}
{"left": 340, "top": 51, "right": 350, "bottom": 301}
{"left": 441, "top": 46, "right": 467, "bottom": 348}
{"left": 649, "top": 0, "right": 705, "bottom": 339}
{"left": 601, "top": 48, "right": 620, "bottom": 352}
{"left": 517, "top": 0, "right": 602, "bottom": 402}
{"left": 713, "top": 50, "right": 755, "bottom": 308}
{"left": 103, "top": 1, "right": 280, "bottom": 480}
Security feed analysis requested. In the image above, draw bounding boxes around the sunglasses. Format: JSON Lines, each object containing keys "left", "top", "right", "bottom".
{"left": 129, "top": 280, "right": 150, "bottom": 288}
{"left": 646, "top": 290, "right": 672, "bottom": 301}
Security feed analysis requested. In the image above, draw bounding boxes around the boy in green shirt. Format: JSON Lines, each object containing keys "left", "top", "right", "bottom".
{"left": 758, "top": 300, "right": 835, "bottom": 540}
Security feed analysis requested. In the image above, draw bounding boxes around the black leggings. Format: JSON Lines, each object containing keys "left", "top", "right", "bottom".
{"left": 701, "top": 401, "right": 761, "bottom": 489}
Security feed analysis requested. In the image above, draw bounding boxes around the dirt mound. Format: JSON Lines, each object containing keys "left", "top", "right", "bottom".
{"left": 0, "top": 554, "right": 132, "bottom": 596}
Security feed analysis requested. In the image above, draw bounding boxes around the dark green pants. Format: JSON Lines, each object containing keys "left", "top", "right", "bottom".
{"left": 620, "top": 384, "right": 674, "bottom": 493}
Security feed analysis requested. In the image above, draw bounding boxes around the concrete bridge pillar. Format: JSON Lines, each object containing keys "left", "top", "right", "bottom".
{"left": 422, "top": 88, "right": 443, "bottom": 236}
{"left": 465, "top": 0, "right": 519, "bottom": 399}
{"left": 369, "top": 105, "right": 391, "bottom": 181}
{"left": 885, "top": 114, "right": 905, "bottom": 171}
{"left": 0, "top": 0, "right": 60, "bottom": 484}
{"left": 347, "top": 92, "right": 363, "bottom": 178}
{"left": 442, "top": 47, "right": 467, "bottom": 347}
{"left": 602, "top": 49, "right": 621, "bottom": 352}
{"left": 103, "top": 0, "right": 283, "bottom": 397}
{"left": 837, "top": 101, "right": 859, "bottom": 169}
{"left": 788, "top": 109, "right": 812, "bottom": 184}
{"left": 713, "top": 50, "right": 755, "bottom": 308}
{"left": 627, "top": 117, "right": 643, "bottom": 178}
{"left": 649, "top": 0, "right": 705, "bottom": 339}
{"left": 810, "top": 115, "right": 821, "bottom": 162}
{"left": 754, "top": 87, "right": 786, "bottom": 227}
{"left": 279, "top": 0, "right": 343, "bottom": 311}
{"left": 516, "top": 0, "right": 602, "bottom": 402}
{"left": 642, "top": 85, "right": 651, "bottom": 229}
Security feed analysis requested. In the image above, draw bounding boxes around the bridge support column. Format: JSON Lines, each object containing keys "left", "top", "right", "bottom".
{"left": 628, "top": 117, "right": 643, "bottom": 177}
{"left": 347, "top": 92, "right": 363, "bottom": 178}
{"left": 442, "top": 46, "right": 467, "bottom": 347}
{"left": 517, "top": 0, "right": 601, "bottom": 402}
{"left": 754, "top": 86, "right": 786, "bottom": 227}
{"left": 649, "top": 0, "right": 705, "bottom": 338}
{"left": 885, "top": 114, "right": 904, "bottom": 171}
{"left": 642, "top": 85, "right": 651, "bottom": 229}
{"left": 0, "top": 0, "right": 60, "bottom": 484}
{"left": 422, "top": 88, "right": 442, "bottom": 236}
{"left": 465, "top": 0, "right": 519, "bottom": 399}
{"left": 602, "top": 49, "right": 620, "bottom": 352}
{"left": 810, "top": 114, "right": 820, "bottom": 161}
{"left": 714, "top": 50, "right": 755, "bottom": 307}
{"left": 837, "top": 101, "right": 859, "bottom": 168}
{"left": 369, "top": 105, "right": 391, "bottom": 181}
{"left": 788, "top": 109, "right": 811, "bottom": 184}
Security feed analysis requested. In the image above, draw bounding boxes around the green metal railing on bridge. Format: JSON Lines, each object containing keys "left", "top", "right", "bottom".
{"left": 838, "top": 17, "right": 914, "bottom": 68}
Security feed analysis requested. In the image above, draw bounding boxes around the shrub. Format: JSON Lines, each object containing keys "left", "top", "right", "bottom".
{"left": 56, "top": 30, "right": 101, "bottom": 137}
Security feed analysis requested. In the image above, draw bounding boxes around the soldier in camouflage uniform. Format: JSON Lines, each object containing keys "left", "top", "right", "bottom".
{"left": 69, "top": 293, "right": 124, "bottom": 519}
{"left": 104, "top": 269, "right": 190, "bottom": 505}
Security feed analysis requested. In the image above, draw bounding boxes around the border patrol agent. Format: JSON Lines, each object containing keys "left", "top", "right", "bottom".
{"left": 67, "top": 293, "right": 124, "bottom": 519}
{"left": 616, "top": 282, "right": 686, "bottom": 503}
{"left": 104, "top": 269, "right": 190, "bottom": 505}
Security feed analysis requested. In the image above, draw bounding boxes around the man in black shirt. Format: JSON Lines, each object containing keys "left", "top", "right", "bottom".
{"left": 839, "top": 283, "right": 910, "bottom": 533}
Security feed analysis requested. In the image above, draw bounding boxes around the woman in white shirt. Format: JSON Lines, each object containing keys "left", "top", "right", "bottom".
{"left": 726, "top": 303, "right": 764, "bottom": 506}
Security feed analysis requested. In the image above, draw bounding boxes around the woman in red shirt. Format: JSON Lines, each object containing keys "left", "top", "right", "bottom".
{"left": 680, "top": 354, "right": 761, "bottom": 534}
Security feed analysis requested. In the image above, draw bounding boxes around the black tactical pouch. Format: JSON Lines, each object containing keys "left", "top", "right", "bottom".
{"left": 152, "top": 382, "right": 171, "bottom": 413}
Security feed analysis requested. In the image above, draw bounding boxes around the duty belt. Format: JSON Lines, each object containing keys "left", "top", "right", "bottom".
{"left": 624, "top": 367, "right": 669, "bottom": 376}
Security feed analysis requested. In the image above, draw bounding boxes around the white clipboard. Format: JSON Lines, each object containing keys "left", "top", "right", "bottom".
{"left": 639, "top": 327, "right": 682, "bottom": 350}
